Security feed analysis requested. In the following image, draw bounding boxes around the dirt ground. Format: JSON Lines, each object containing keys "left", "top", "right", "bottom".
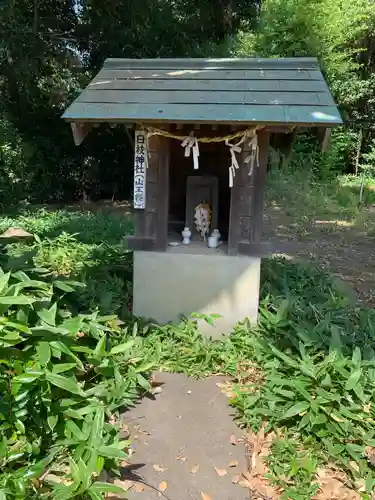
{"left": 263, "top": 203, "right": 375, "bottom": 307}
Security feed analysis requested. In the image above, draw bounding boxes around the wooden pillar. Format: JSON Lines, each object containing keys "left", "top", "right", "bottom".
{"left": 228, "top": 135, "right": 254, "bottom": 256}
{"left": 228, "top": 129, "right": 269, "bottom": 256}
{"left": 126, "top": 133, "right": 170, "bottom": 251}
{"left": 250, "top": 130, "right": 269, "bottom": 243}
{"left": 317, "top": 127, "right": 332, "bottom": 153}
{"left": 149, "top": 134, "right": 169, "bottom": 251}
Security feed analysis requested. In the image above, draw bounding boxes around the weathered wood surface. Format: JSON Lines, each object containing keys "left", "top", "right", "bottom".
{"left": 63, "top": 57, "right": 342, "bottom": 129}
{"left": 64, "top": 102, "right": 342, "bottom": 126}
{"left": 321, "top": 128, "right": 332, "bottom": 152}
{"left": 250, "top": 130, "right": 269, "bottom": 243}
{"left": 130, "top": 133, "right": 169, "bottom": 251}
{"left": 228, "top": 130, "right": 270, "bottom": 256}
{"left": 103, "top": 57, "right": 321, "bottom": 70}
{"left": 88, "top": 78, "right": 329, "bottom": 93}
{"left": 153, "top": 135, "right": 169, "bottom": 251}
{"left": 78, "top": 89, "right": 333, "bottom": 106}
{"left": 95, "top": 68, "right": 322, "bottom": 81}
{"left": 238, "top": 241, "right": 273, "bottom": 257}
{"left": 124, "top": 236, "right": 157, "bottom": 251}
{"left": 228, "top": 137, "right": 254, "bottom": 255}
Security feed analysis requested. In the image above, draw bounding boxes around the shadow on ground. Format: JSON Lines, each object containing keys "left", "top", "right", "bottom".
{"left": 264, "top": 172, "right": 375, "bottom": 307}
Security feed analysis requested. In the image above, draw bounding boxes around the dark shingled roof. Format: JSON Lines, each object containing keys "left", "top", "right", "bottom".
{"left": 62, "top": 58, "right": 342, "bottom": 126}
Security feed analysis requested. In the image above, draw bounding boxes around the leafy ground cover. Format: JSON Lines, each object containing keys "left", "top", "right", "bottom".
{"left": 0, "top": 209, "right": 146, "bottom": 499}
{"left": 0, "top": 176, "right": 375, "bottom": 499}
{"left": 0, "top": 265, "right": 155, "bottom": 499}
{"left": 0, "top": 208, "right": 133, "bottom": 317}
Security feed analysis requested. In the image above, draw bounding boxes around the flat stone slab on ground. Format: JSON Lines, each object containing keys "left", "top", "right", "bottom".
{"left": 123, "top": 372, "right": 249, "bottom": 500}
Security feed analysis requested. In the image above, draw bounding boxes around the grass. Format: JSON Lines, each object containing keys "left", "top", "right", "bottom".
{"left": 0, "top": 208, "right": 133, "bottom": 316}
{"left": 1, "top": 169, "right": 375, "bottom": 498}
{"left": 266, "top": 169, "right": 375, "bottom": 237}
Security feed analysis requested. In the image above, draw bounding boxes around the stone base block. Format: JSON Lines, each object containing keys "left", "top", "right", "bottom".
{"left": 133, "top": 250, "right": 261, "bottom": 338}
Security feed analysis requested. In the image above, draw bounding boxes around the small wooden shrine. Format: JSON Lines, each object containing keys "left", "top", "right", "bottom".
{"left": 63, "top": 58, "right": 342, "bottom": 336}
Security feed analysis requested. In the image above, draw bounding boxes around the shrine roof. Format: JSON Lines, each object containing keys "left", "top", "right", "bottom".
{"left": 62, "top": 58, "right": 342, "bottom": 126}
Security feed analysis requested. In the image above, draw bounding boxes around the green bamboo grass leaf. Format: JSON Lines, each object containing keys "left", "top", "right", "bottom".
{"left": 50, "top": 341, "right": 84, "bottom": 370}
{"left": 89, "top": 408, "right": 104, "bottom": 447}
{"left": 97, "top": 446, "right": 128, "bottom": 459}
{"left": 0, "top": 295, "right": 35, "bottom": 304}
{"left": 0, "top": 272, "right": 10, "bottom": 294}
{"left": 45, "top": 371, "right": 83, "bottom": 395}
{"left": 87, "top": 491, "right": 102, "bottom": 500}
{"left": 90, "top": 482, "right": 127, "bottom": 493}
{"left": 37, "top": 303, "right": 57, "bottom": 326}
{"left": 281, "top": 402, "right": 310, "bottom": 420}
{"left": 13, "top": 371, "right": 44, "bottom": 383}
{"left": 109, "top": 340, "right": 135, "bottom": 355}
{"left": 47, "top": 414, "right": 58, "bottom": 431}
{"left": 52, "top": 363, "right": 77, "bottom": 373}
{"left": 345, "top": 368, "right": 362, "bottom": 391}
{"left": 36, "top": 341, "right": 51, "bottom": 365}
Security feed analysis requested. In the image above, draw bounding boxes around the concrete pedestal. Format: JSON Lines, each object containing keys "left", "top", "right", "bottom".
{"left": 133, "top": 247, "right": 261, "bottom": 338}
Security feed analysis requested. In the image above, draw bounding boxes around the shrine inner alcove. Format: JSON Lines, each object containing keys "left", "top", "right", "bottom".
{"left": 168, "top": 126, "right": 231, "bottom": 242}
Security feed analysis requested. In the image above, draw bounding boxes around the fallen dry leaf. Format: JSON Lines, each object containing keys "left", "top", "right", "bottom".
{"left": 230, "top": 434, "right": 237, "bottom": 445}
{"left": 213, "top": 466, "right": 227, "bottom": 477}
{"left": 139, "top": 428, "right": 151, "bottom": 436}
{"left": 191, "top": 464, "right": 200, "bottom": 474}
{"left": 232, "top": 474, "right": 240, "bottom": 484}
{"left": 239, "top": 477, "right": 251, "bottom": 488}
{"left": 229, "top": 460, "right": 238, "bottom": 468}
{"left": 153, "top": 464, "right": 168, "bottom": 473}
{"left": 237, "top": 430, "right": 280, "bottom": 499}
{"left": 120, "top": 460, "right": 131, "bottom": 468}
{"left": 236, "top": 363, "right": 264, "bottom": 387}
{"left": 176, "top": 455, "right": 187, "bottom": 462}
{"left": 200, "top": 493, "right": 212, "bottom": 500}
{"left": 44, "top": 473, "right": 64, "bottom": 485}
{"left": 365, "top": 446, "right": 375, "bottom": 466}
{"left": 216, "top": 381, "right": 236, "bottom": 398}
{"left": 159, "top": 481, "right": 168, "bottom": 492}
{"left": 133, "top": 483, "right": 145, "bottom": 493}
{"left": 314, "top": 467, "right": 361, "bottom": 499}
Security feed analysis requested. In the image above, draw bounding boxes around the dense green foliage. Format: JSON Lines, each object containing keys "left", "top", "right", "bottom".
{"left": 0, "top": 201, "right": 374, "bottom": 498}
{"left": 0, "top": 265, "right": 155, "bottom": 498}
{"left": 1, "top": 0, "right": 375, "bottom": 204}
{"left": 0, "top": 212, "right": 137, "bottom": 498}
{"left": 0, "top": 0, "right": 257, "bottom": 204}
{"left": 0, "top": 209, "right": 133, "bottom": 316}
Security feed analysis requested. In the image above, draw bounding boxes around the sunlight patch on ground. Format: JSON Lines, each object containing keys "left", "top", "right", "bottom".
{"left": 314, "top": 219, "right": 354, "bottom": 228}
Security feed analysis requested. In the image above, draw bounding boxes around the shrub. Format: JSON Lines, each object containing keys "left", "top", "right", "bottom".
{"left": 0, "top": 266, "right": 153, "bottom": 499}
{"left": 230, "top": 258, "right": 375, "bottom": 496}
